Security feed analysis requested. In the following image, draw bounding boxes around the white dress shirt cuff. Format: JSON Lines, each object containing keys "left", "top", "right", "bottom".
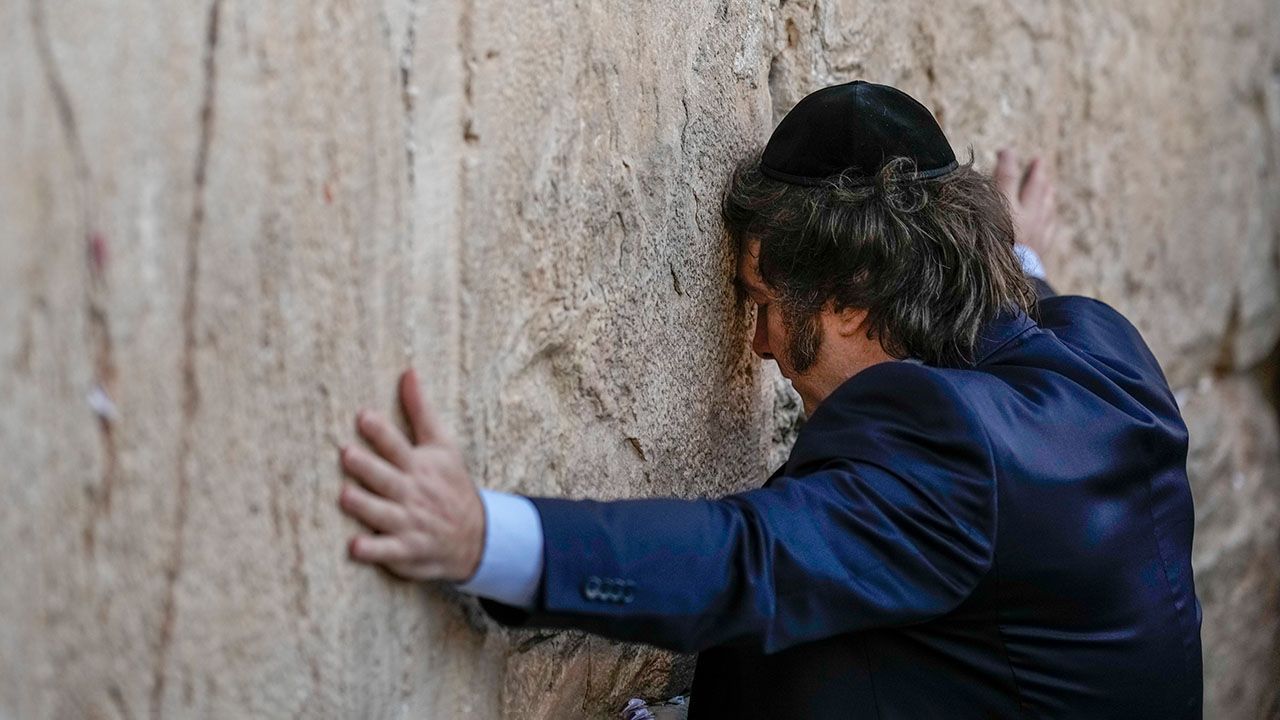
{"left": 454, "top": 489, "right": 545, "bottom": 609}
{"left": 1015, "top": 243, "right": 1047, "bottom": 280}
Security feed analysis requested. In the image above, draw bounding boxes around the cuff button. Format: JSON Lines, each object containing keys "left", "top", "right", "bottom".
{"left": 582, "top": 575, "right": 602, "bottom": 601}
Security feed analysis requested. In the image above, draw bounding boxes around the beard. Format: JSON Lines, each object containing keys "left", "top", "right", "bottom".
{"left": 783, "top": 305, "right": 825, "bottom": 374}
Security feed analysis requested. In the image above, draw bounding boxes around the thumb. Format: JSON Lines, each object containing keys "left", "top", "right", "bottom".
{"left": 400, "top": 368, "right": 446, "bottom": 445}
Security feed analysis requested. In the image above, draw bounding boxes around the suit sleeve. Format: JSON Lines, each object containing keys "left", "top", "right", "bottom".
{"left": 479, "top": 364, "right": 997, "bottom": 655}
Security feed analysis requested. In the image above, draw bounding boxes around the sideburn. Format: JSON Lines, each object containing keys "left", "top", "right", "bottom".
{"left": 783, "top": 305, "right": 825, "bottom": 373}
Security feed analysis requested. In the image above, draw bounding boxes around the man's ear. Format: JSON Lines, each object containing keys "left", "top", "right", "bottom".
{"left": 834, "top": 305, "right": 870, "bottom": 338}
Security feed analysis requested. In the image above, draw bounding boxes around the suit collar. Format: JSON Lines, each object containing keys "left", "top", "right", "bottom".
{"left": 971, "top": 307, "right": 1037, "bottom": 366}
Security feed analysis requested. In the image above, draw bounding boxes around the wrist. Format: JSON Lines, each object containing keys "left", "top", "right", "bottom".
{"left": 457, "top": 488, "right": 486, "bottom": 582}
{"left": 452, "top": 490, "right": 544, "bottom": 608}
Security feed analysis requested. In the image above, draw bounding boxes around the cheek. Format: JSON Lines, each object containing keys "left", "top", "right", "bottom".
{"left": 764, "top": 311, "right": 797, "bottom": 372}
{"left": 766, "top": 309, "right": 789, "bottom": 348}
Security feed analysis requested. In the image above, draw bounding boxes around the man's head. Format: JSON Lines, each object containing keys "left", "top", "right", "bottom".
{"left": 723, "top": 82, "right": 1036, "bottom": 412}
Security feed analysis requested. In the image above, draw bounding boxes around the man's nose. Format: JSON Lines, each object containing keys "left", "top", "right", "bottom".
{"left": 752, "top": 307, "right": 773, "bottom": 360}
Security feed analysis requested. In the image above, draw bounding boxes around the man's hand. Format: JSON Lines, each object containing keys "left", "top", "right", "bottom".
{"left": 995, "top": 148, "right": 1059, "bottom": 261}
{"left": 338, "top": 368, "right": 484, "bottom": 582}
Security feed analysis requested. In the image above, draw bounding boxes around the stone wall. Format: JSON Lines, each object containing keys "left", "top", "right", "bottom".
{"left": 1, "top": 0, "right": 1276, "bottom": 717}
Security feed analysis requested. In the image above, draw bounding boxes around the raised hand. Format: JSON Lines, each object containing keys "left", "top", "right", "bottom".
{"left": 995, "top": 148, "right": 1059, "bottom": 264}
{"left": 338, "top": 368, "right": 484, "bottom": 582}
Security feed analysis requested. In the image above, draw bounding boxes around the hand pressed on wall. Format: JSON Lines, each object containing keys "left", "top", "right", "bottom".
{"left": 995, "top": 148, "right": 1059, "bottom": 262}
{"left": 338, "top": 368, "right": 485, "bottom": 582}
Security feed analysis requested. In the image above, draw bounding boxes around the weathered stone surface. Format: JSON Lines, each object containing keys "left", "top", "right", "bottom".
{"left": 1, "top": 0, "right": 1277, "bottom": 718}
{"left": 1180, "top": 373, "right": 1280, "bottom": 720}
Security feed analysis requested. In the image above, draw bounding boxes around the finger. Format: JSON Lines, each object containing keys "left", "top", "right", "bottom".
{"left": 339, "top": 482, "right": 408, "bottom": 532}
{"left": 356, "top": 409, "right": 414, "bottom": 470}
{"left": 1041, "top": 189, "right": 1059, "bottom": 244}
{"left": 381, "top": 562, "right": 432, "bottom": 581}
{"left": 340, "top": 444, "right": 408, "bottom": 500}
{"left": 348, "top": 534, "right": 413, "bottom": 564}
{"left": 1019, "top": 157, "right": 1048, "bottom": 206}
{"left": 994, "top": 148, "right": 1020, "bottom": 199}
{"left": 1036, "top": 182, "right": 1058, "bottom": 225}
{"left": 400, "top": 368, "right": 445, "bottom": 446}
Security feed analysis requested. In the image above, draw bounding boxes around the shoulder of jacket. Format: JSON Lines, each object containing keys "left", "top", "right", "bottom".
{"left": 822, "top": 359, "right": 972, "bottom": 413}
{"left": 1034, "top": 295, "right": 1164, "bottom": 377}
{"left": 789, "top": 361, "right": 988, "bottom": 473}
{"left": 1037, "top": 294, "right": 1139, "bottom": 335}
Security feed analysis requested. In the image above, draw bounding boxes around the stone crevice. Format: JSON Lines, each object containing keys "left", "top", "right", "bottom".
{"left": 459, "top": 0, "right": 476, "bottom": 143}
{"left": 1213, "top": 293, "right": 1243, "bottom": 373}
{"left": 150, "top": 0, "right": 222, "bottom": 715}
{"left": 400, "top": 0, "right": 419, "bottom": 190}
{"left": 396, "top": 0, "right": 422, "bottom": 363}
{"left": 456, "top": 0, "right": 478, "bottom": 476}
{"left": 32, "top": 0, "right": 121, "bottom": 554}
{"left": 29, "top": 0, "right": 91, "bottom": 199}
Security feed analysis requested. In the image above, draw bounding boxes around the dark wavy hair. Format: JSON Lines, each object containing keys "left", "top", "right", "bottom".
{"left": 722, "top": 153, "right": 1037, "bottom": 368}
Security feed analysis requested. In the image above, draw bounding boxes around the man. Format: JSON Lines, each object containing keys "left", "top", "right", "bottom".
{"left": 335, "top": 81, "right": 1203, "bottom": 718}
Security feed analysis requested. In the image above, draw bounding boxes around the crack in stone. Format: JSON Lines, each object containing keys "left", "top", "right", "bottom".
{"left": 679, "top": 95, "right": 691, "bottom": 157}
{"left": 285, "top": 501, "right": 315, "bottom": 705}
{"left": 457, "top": 0, "right": 478, "bottom": 472}
{"left": 286, "top": 505, "right": 310, "bottom": 620}
{"left": 14, "top": 310, "right": 34, "bottom": 375}
{"left": 915, "top": 18, "right": 943, "bottom": 123}
{"left": 150, "top": 0, "right": 222, "bottom": 715}
{"left": 459, "top": 0, "right": 478, "bottom": 145}
{"left": 1213, "top": 292, "right": 1244, "bottom": 374}
{"left": 82, "top": 309, "right": 119, "bottom": 556}
{"left": 30, "top": 0, "right": 90, "bottom": 198}
{"left": 809, "top": 0, "right": 828, "bottom": 60}
{"left": 400, "top": 0, "right": 420, "bottom": 189}
{"left": 766, "top": 0, "right": 826, "bottom": 122}
{"left": 395, "top": 0, "right": 423, "bottom": 363}
{"left": 626, "top": 436, "right": 648, "bottom": 461}
{"left": 108, "top": 683, "right": 131, "bottom": 718}
{"left": 31, "top": 0, "right": 121, "bottom": 554}
{"left": 513, "top": 632, "right": 559, "bottom": 654}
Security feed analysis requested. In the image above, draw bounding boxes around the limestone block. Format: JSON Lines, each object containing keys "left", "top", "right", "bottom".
{"left": 1179, "top": 373, "right": 1280, "bottom": 719}
{"left": 456, "top": 3, "right": 786, "bottom": 714}
{"left": 0, "top": 0, "right": 782, "bottom": 717}
{"left": 2, "top": 0, "right": 1278, "bottom": 717}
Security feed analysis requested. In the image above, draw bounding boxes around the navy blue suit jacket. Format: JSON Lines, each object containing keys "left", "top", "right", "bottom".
{"left": 483, "top": 289, "right": 1203, "bottom": 719}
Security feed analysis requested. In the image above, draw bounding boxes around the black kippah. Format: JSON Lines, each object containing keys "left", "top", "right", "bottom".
{"left": 760, "top": 80, "right": 958, "bottom": 187}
